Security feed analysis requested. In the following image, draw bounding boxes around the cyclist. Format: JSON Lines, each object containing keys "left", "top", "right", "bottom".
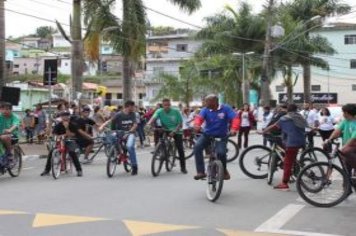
{"left": 99, "top": 100, "right": 139, "bottom": 175}
{"left": 325, "top": 104, "right": 356, "bottom": 175}
{"left": 78, "top": 106, "right": 97, "bottom": 164}
{"left": 300, "top": 103, "right": 319, "bottom": 147}
{"left": 193, "top": 94, "right": 239, "bottom": 180}
{"left": 40, "top": 111, "right": 83, "bottom": 177}
{"left": 262, "top": 104, "right": 307, "bottom": 191}
{"left": 0, "top": 102, "right": 20, "bottom": 163}
{"left": 147, "top": 98, "right": 187, "bottom": 174}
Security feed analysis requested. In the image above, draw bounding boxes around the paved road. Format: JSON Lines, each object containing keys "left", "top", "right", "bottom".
{"left": 0, "top": 134, "right": 355, "bottom": 236}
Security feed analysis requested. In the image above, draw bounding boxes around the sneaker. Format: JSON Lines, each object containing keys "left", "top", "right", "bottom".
{"left": 273, "top": 182, "right": 290, "bottom": 191}
{"left": 77, "top": 170, "right": 83, "bottom": 177}
{"left": 40, "top": 171, "right": 50, "bottom": 176}
{"left": 181, "top": 168, "right": 188, "bottom": 174}
{"left": 224, "top": 170, "right": 231, "bottom": 180}
{"left": 131, "top": 166, "right": 138, "bottom": 176}
{"left": 194, "top": 173, "right": 207, "bottom": 180}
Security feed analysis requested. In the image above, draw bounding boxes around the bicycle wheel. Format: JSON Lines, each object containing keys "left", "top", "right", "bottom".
{"left": 151, "top": 144, "right": 164, "bottom": 177}
{"left": 299, "top": 147, "right": 329, "bottom": 166}
{"left": 267, "top": 153, "right": 278, "bottom": 185}
{"left": 8, "top": 146, "right": 22, "bottom": 177}
{"left": 51, "top": 149, "right": 62, "bottom": 179}
{"left": 123, "top": 153, "right": 132, "bottom": 173}
{"left": 106, "top": 146, "right": 118, "bottom": 178}
{"left": 296, "top": 162, "right": 351, "bottom": 207}
{"left": 226, "top": 139, "right": 239, "bottom": 163}
{"left": 239, "top": 145, "right": 271, "bottom": 179}
{"left": 206, "top": 159, "right": 224, "bottom": 202}
{"left": 183, "top": 137, "right": 195, "bottom": 160}
{"left": 166, "top": 143, "right": 176, "bottom": 171}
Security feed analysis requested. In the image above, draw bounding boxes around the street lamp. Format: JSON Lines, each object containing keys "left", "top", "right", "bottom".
{"left": 233, "top": 51, "right": 255, "bottom": 104}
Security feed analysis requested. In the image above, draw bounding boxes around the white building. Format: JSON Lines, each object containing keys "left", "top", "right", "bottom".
{"left": 52, "top": 32, "right": 71, "bottom": 48}
{"left": 271, "top": 22, "right": 356, "bottom": 105}
{"left": 144, "top": 30, "right": 202, "bottom": 103}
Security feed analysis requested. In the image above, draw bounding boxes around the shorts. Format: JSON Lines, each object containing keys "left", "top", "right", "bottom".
{"left": 76, "top": 138, "right": 94, "bottom": 149}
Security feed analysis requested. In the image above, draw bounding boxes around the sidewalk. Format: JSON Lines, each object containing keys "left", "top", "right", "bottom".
{"left": 20, "top": 143, "right": 48, "bottom": 157}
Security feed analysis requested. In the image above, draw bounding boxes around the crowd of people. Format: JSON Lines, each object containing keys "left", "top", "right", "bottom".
{"left": 0, "top": 96, "right": 355, "bottom": 192}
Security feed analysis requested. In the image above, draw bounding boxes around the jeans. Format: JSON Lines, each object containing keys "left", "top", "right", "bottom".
{"left": 282, "top": 147, "right": 300, "bottom": 184}
{"left": 172, "top": 134, "right": 186, "bottom": 170}
{"left": 25, "top": 127, "right": 34, "bottom": 143}
{"left": 137, "top": 123, "right": 146, "bottom": 146}
{"left": 126, "top": 133, "right": 138, "bottom": 167}
{"left": 238, "top": 126, "right": 250, "bottom": 148}
{"left": 194, "top": 134, "right": 227, "bottom": 174}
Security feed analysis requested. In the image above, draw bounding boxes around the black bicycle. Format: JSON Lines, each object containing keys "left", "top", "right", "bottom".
{"left": 239, "top": 134, "right": 329, "bottom": 184}
{"left": 151, "top": 128, "right": 177, "bottom": 177}
{"left": 296, "top": 139, "right": 355, "bottom": 207}
{"left": 0, "top": 139, "right": 23, "bottom": 177}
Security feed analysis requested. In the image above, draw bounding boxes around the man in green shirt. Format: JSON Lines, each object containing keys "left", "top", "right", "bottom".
{"left": 326, "top": 104, "right": 356, "bottom": 173}
{"left": 148, "top": 98, "right": 187, "bottom": 174}
{"left": 0, "top": 102, "right": 20, "bottom": 159}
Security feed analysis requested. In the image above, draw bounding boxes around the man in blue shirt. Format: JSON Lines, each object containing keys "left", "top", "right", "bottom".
{"left": 193, "top": 95, "right": 239, "bottom": 180}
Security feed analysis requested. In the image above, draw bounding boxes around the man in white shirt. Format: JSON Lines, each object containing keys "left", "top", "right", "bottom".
{"left": 300, "top": 103, "right": 319, "bottom": 147}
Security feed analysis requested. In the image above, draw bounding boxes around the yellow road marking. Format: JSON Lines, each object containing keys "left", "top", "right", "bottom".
{"left": 0, "top": 210, "right": 27, "bottom": 215}
{"left": 123, "top": 220, "right": 199, "bottom": 236}
{"left": 32, "top": 213, "right": 108, "bottom": 228}
{"left": 218, "top": 228, "right": 290, "bottom": 236}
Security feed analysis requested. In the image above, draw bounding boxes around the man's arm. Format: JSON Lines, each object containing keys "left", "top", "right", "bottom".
{"left": 99, "top": 118, "right": 113, "bottom": 131}
{"left": 262, "top": 122, "right": 279, "bottom": 134}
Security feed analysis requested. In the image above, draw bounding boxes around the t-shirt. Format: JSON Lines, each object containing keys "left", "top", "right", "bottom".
{"left": 319, "top": 115, "right": 334, "bottom": 131}
{"left": 23, "top": 115, "right": 34, "bottom": 128}
{"left": 78, "top": 117, "right": 96, "bottom": 136}
{"left": 277, "top": 116, "right": 306, "bottom": 147}
{"left": 153, "top": 108, "right": 183, "bottom": 133}
{"left": 300, "top": 109, "right": 318, "bottom": 130}
{"left": 52, "top": 120, "right": 79, "bottom": 137}
{"left": 199, "top": 104, "right": 236, "bottom": 137}
{"left": 112, "top": 111, "right": 137, "bottom": 132}
{"left": 336, "top": 119, "right": 356, "bottom": 145}
{"left": 240, "top": 111, "right": 250, "bottom": 127}
{"left": 0, "top": 113, "right": 20, "bottom": 136}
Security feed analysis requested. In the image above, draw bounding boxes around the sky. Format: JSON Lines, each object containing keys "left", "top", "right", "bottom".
{"left": 4, "top": 0, "right": 356, "bottom": 38}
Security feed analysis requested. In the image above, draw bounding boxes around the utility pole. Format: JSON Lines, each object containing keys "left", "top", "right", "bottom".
{"left": 260, "top": 0, "right": 274, "bottom": 107}
{"left": 71, "top": 0, "right": 83, "bottom": 101}
{"left": 0, "top": 0, "right": 6, "bottom": 97}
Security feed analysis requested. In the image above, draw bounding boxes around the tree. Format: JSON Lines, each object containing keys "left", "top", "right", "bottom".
{"left": 83, "top": 0, "right": 201, "bottom": 102}
{"left": 0, "top": 0, "right": 5, "bottom": 97}
{"left": 283, "top": 0, "right": 350, "bottom": 103}
{"left": 36, "top": 26, "right": 56, "bottom": 39}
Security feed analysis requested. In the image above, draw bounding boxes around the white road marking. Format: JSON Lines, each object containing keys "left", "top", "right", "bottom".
{"left": 255, "top": 204, "right": 305, "bottom": 232}
{"left": 263, "top": 229, "right": 343, "bottom": 236}
{"left": 22, "top": 167, "right": 35, "bottom": 170}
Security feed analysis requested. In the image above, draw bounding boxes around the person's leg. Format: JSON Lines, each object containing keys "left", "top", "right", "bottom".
{"left": 29, "top": 128, "right": 34, "bottom": 144}
{"left": 282, "top": 147, "right": 299, "bottom": 184}
{"left": 215, "top": 137, "right": 229, "bottom": 179}
{"left": 66, "top": 141, "right": 82, "bottom": 175}
{"left": 244, "top": 127, "right": 250, "bottom": 148}
{"left": 126, "top": 134, "right": 138, "bottom": 174}
{"left": 174, "top": 134, "right": 186, "bottom": 173}
{"left": 0, "top": 135, "right": 12, "bottom": 154}
{"left": 193, "top": 134, "right": 209, "bottom": 177}
{"left": 237, "top": 129, "right": 243, "bottom": 149}
{"left": 25, "top": 128, "right": 30, "bottom": 143}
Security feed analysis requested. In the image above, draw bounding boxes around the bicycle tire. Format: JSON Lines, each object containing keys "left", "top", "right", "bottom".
{"left": 88, "top": 143, "right": 104, "bottom": 162}
{"left": 267, "top": 153, "right": 277, "bottom": 185}
{"left": 226, "top": 139, "right": 239, "bottom": 163}
{"left": 106, "top": 146, "right": 118, "bottom": 178}
{"left": 151, "top": 144, "right": 164, "bottom": 177}
{"left": 166, "top": 142, "right": 176, "bottom": 171}
{"left": 299, "top": 147, "right": 329, "bottom": 166}
{"left": 183, "top": 137, "right": 195, "bottom": 160}
{"left": 123, "top": 152, "right": 132, "bottom": 173}
{"left": 51, "top": 149, "right": 62, "bottom": 179}
{"left": 8, "top": 146, "right": 22, "bottom": 177}
{"left": 296, "top": 162, "right": 351, "bottom": 208}
{"left": 206, "top": 160, "right": 224, "bottom": 202}
{"left": 239, "top": 145, "right": 271, "bottom": 179}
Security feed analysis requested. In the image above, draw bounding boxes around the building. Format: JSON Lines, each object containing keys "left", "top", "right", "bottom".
{"left": 143, "top": 29, "right": 202, "bottom": 103}
{"left": 21, "top": 37, "right": 41, "bottom": 49}
{"left": 271, "top": 22, "right": 356, "bottom": 105}
{"left": 52, "top": 32, "right": 71, "bottom": 48}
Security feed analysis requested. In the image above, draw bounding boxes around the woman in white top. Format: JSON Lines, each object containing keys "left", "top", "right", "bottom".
{"left": 260, "top": 106, "right": 273, "bottom": 146}
{"left": 318, "top": 107, "right": 334, "bottom": 152}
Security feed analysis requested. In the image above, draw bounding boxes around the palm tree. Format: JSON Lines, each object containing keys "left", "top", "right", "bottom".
{"left": 82, "top": 0, "right": 201, "bottom": 102}
{"left": 283, "top": 0, "right": 350, "bottom": 103}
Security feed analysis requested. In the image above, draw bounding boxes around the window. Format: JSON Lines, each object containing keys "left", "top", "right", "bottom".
{"left": 105, "top": 93, "right": 112, "bottom": 100}
{"left": 275, "top": 85, "right": 285, "bottom": 92}
{"left": 311, "top": 85, "right": 321, "bottom": 91}
{"left": 352, "top": 84, "right": 356, "bottom": 91}
{"left": 13, "top": 64, "right": 19, "bottom": 68}
{"left": 351, "top": 59, "right": 356, "bottom": 69}
{"left": 116, "top": 93, "right": 122, "bottom": 99}
{"left": 345, "top": 35, "right": 356, "bottom": 45}
{"left": 64, "top": 62, "right": 68, "bottom": 66}
{"left": 139, "top": 93, "right": 145, "bottom": 99}
{"left": 176, "top": 44, "right": 188, "bottom": 52}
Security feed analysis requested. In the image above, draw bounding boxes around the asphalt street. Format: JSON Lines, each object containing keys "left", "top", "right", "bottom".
{"left": 0, "top": 134, "right": 355, "bottom": 236}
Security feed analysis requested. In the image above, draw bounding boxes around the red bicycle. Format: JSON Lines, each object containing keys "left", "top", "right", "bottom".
{"left": 106, "top": 131, "right": 132, "bottom": 178}
{"left": 51, "top": 136, "right": 75, "bottom": 179}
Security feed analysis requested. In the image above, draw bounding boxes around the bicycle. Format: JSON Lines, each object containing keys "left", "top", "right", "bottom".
{"left": 51, "top": 136, "right": 77, "bottom": 179}
{"left": 296, "top": 139, "right": 355, "bottom": 207}
{"left": 106, "top": 130, "right": 132, "bottom": 178}
{"left": 0, "top": 138, "right": 23, "bottom": 177}
{"left": 182, "top": 129, "right": 239, "bottom": 162}
{"left": 239, "top": 134, "right": 329, "bottom": 185}
{"left": 151, "top": 128, "right": 177, "bottom": 177}
{"left": 202, "top": 135, "right": 227, "bottom": 202}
